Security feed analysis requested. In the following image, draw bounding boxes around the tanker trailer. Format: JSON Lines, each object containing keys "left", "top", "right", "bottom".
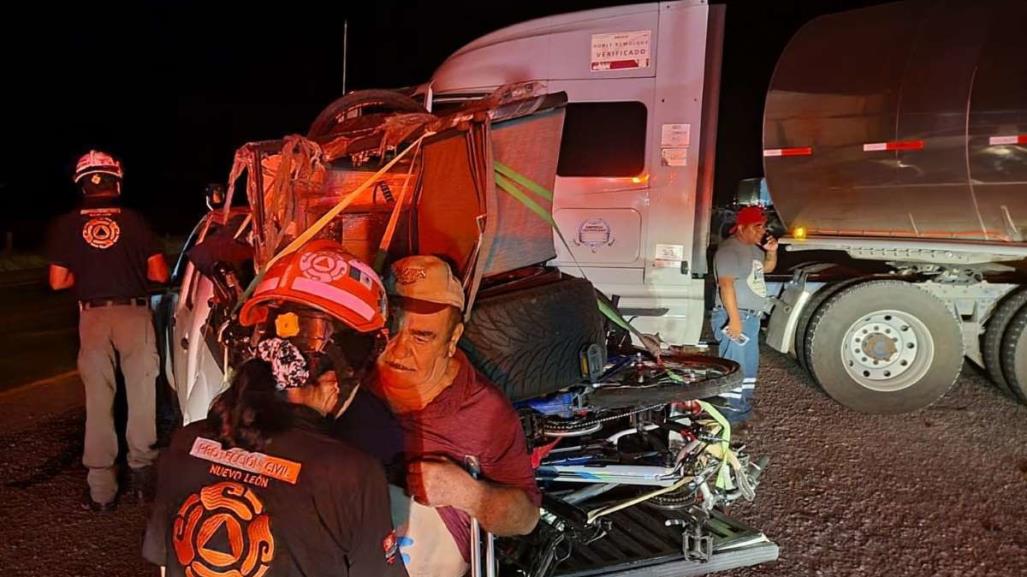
{"left": 763, "top": 0, "right": 1027, "bottom": 412}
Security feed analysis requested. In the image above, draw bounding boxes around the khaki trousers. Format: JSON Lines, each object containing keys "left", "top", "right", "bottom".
{"left": 78, "top": 304, "right": 159, "bottom": 504}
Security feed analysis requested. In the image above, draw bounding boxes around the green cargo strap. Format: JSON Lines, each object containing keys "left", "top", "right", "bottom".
{"left": 493, "top": 172, "right": 578, "bottom": 262}
{"left": 494, "top": 161, "right": 553, "bottom": 201}
{"left": 697, "top": 400, "right": 735, "bottom": 490}
{"left": 233, "top": 270, "right": 266, "bottom": 316}
{"left": 493, "top": 163, "right": 656, "bottom": 350}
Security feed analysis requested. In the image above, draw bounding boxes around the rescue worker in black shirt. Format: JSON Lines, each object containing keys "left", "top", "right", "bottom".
{"left": 144, "top": 240, "right": 406, "bottom": 576}
{"left": 47, "top": 150, "right": 169, "bottom": 511}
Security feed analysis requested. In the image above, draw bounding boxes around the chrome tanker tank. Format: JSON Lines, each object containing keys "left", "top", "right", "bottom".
{"left": 763, "top": 0, "right": 1027, "bottom": 242}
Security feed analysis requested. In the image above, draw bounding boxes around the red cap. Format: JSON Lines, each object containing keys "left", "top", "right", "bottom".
{"left": 731, "top": 206, "right": 767, "bottom": 232}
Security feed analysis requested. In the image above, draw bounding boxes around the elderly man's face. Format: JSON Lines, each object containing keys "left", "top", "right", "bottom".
{"left": 377, "top": 302, "right": 463, "bottom": 393}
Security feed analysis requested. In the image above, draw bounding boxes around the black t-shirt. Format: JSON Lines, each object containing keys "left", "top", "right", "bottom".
{"left": 143, "top": 405, "right": 408, "bottom": 577}
{"left": 46, "top": 199, "right": 162, "bottom": 301}
{"left": 331, "top": 389, "right": 407, "bottom": 484}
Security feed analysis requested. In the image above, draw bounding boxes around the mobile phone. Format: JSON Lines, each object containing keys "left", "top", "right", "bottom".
{"left": 760, "top": 231, "right": 775, "bottom": 248}
{"left": 721, "top": 327, "right": 749, "bottom": 345}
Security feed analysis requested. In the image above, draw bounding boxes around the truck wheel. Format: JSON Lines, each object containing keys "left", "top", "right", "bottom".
{"left": 795, "top": 278, "right": 865, "bottom": 370}
{"left": 806, "top": 280, "right": 963, "bottom": 414}
{"left": 460, "top": 275, "right": 607, "bottom": 402}
{"left": 998, "top": 306, "right": 1027, "bottom": 404}
{"left": 981, "top": 288, "right": 1027, "bottom": 398}
{"left": 307, "top": 89, "right": 426, "bottom": 140}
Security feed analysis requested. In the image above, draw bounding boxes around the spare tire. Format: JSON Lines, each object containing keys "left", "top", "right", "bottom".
{"left": 308, "top": 89, "right": 426, "bottom": 140}
{"left": 460, "top": 275, "right": 606, "bottom": 402}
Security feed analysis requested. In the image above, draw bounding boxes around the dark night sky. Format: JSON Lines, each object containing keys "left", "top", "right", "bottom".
{"left": 0, "top": 0, "right": 893, "bottom": 249}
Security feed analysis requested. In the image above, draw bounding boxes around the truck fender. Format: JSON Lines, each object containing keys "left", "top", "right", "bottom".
{"left": 764, "top": 267, "right": 828, "bottom": 355}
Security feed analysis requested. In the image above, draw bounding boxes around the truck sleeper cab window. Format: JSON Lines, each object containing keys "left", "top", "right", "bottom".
{"left": 557, "top": 101, "right": 647, "bottom": 178}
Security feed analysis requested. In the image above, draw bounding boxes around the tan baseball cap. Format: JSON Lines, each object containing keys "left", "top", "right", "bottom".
{"left": 387, "top": 255, "right": 465, "bottom": 311}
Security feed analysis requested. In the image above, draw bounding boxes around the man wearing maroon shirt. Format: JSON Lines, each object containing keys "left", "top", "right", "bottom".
{"left": 334, "top": 255, "right": 539, "bottom": 576}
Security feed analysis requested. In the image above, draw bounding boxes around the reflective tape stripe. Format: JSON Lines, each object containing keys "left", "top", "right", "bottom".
{"left": 862, "top": 140, "right": 924, "bottom": 152}
{"left": 291, "top": 278, "right": 375, "bottom": 321}
{"left": 989, "top": 135, "right": 1027, "bottom": 146}
{"left": 763, "top": 147, "right": 813, "bottom": 157}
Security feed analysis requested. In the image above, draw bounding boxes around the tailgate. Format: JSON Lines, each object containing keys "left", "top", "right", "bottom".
{"left": 554, "top": 508, "right": 777, "bottom": 577}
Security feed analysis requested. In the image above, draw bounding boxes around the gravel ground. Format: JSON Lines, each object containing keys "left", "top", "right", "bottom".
{"left": 727, "top": 348, "right": 1027, "bottom": 577}
{"left": 1, "top": 349, "right": 1026, "bottom": 577}
{"left": 0, "top": 387, "right": 155, "bottom": 577}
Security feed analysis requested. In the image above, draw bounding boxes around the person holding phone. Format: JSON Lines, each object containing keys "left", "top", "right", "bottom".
{"left": 711, "top": 206, "right": 778, "bottom": 425}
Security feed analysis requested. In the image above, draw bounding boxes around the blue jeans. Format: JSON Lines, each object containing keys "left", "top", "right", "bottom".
{"left": 710, "top": 307, "right": 761, "bottom": 422}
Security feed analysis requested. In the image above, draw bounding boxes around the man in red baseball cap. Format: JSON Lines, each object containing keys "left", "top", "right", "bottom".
{"left": 334, "top": 255, "right": 540, "bottom": 577}
{"left": 711, "top": 206, "right": 778, "bottom": 425}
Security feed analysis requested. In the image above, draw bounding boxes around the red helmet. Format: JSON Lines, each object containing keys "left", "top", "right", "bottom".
{"left": 240, "top": 240, "right": 387, "bottom": 333}
{"left": 74, "top": 150, "right": 124, "bottom": 183}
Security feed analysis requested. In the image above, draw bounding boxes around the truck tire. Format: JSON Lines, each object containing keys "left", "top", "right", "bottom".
{"left": 307, "top": 89, "right": 426, "bottom": 140}
{"left": 998, "top": 306, "right": 1027, "bottom": 404}
{"left": 795, "top": 278, "right": 866, "bottom": 370}
{"left": 460, "top": 276, "right": 607, "bottom": 402}
{"left": 589, "top": 354, "right": 742, "bottom": 410}
{"left": 806, "top": 280, "right": 963, "bottom": 414}
{"left": 981, "top": 288, "right": 1027, "bottom": 398}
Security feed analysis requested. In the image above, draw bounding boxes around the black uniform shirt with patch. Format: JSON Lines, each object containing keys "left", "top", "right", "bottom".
{"left": 47, "top": 199, "right": 162, "bottom": 301}
{"left": 143, "top": 405, "right": 408, "bottom": 577}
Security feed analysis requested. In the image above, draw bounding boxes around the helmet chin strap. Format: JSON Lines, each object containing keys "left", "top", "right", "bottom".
{"left": 333, "top": 381, "right": 361, "bottom": 419}
{"left": 324, "top": 340, "right": 362, "bottom": 419}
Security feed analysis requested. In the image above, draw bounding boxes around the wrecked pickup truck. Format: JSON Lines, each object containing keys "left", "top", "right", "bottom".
{"left": 159, "top": 86, "right": 776, "bottom": 577}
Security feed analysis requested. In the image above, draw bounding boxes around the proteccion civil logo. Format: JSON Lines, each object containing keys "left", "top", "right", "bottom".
{"left": 173, "top": 482, "right": 274, "bottom": 577}
{"left": 299, "top": 250, "right": 347, "bottom": 283}
{"left": 82, "top": 217, "right": 121, "bottom": 249}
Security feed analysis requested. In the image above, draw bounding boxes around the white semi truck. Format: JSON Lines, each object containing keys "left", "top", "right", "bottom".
{"left": 164, "top": 0, "right": 1027, "bottom": 440}
{"left": 424, "top": 0, "right": 1027, "bottom": 414}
